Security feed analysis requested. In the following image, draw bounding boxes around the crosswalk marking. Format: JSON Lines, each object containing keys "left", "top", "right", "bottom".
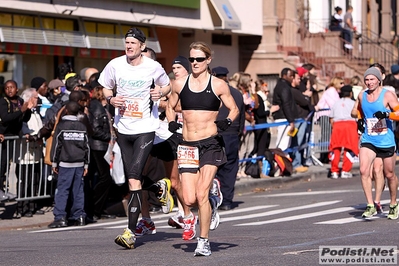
{"left": 222, "top": 200, "right": 341, "bottom": 223}
{"left": 255, "top": 190, "right": 360, "bottom": 198}
{"left": 28, "top": 197, "right": 397, "bottom": 233}
{"left": 235, "top": 206, "right": 355, "bottom": 226}
{"left": 314, "top": 199, "right": 392, "bottom": 224}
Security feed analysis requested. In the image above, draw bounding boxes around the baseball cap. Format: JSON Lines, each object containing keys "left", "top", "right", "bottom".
{"left": 296, "top": 67, "right": 308, "bottom": 77}
{"left": 212, "top": 66, "right": 229, "bottom": 77}
{"left": 48, "top": 79, "right": 65, "bottom": 89}
{"left": 125, "top": 27, "right": 146, "bottom": 43}
{"left": 340, "top": 85, "right": 353, "bottom": 93}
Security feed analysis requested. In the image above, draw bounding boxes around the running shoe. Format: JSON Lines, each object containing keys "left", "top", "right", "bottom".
{"left": 115, "top": 228, "right": 136, "bottom": 249}
{"left": 209, "top": 197, "right": 220, "bottom": 230}
{"left": 387, "top": 203, "right": 399, "bottom": 220}
{"left": 374, "top": 201, "right": 383, "bottom": 214}
{"left": 182, "top": 214, "right": 197, "bottom": 240}
{"left": 362, "top": 204, "right": 377, "bottom": 218}
{"left": 168, "top": 211, "right": 184, "bottom": 229}
{"left": 135, "top": 219, "right": 156, "bottom": 236}
{"left": 157, "top": 178, "right": 174, "bottom": 214}
{"left": 194, "top": 237, "right": 211, "bottom": 256}
{"left": 330, "top": 172, "right": 339, "bottom": 179}
{"left": 340, "top": 171, "right": 353, "bottom": 178}
{"left": 209, "top": 178, "right": 223, "bottom": 208}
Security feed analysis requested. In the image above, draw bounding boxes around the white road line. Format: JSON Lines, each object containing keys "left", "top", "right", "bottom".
{"left": 106, "top": 205, "right": 279, "bottom": 229}
{"left": 255, "top": 190, "right": 361, "bottom": 198}
{"left": 314, "top": 199, "right": 392, "bottom": 224}
{"left": 220, "top": 200, "right": 341, "bottom": 223}
{"left": 235, "top": 206, "right": 354, "bottom": 226}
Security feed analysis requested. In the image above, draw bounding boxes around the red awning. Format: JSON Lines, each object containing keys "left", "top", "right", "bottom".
{"left": 0, "top": 43, "right": 74, "bottom": 56}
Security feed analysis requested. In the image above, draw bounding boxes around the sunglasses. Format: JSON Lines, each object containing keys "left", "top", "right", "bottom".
{"left": 188, "top": 57, "right": 207, "bottom": 63}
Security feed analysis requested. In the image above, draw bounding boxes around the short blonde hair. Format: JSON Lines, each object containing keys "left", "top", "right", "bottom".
{"left": 329, "top": 77, "right": 344, "bottom": 89}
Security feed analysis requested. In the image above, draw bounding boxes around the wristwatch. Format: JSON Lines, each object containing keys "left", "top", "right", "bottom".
{"left": 226, "top": 118, "right": 233, "bottom": 125}
{"left": 106, "top": 96, "right": 113, "bottom": 105}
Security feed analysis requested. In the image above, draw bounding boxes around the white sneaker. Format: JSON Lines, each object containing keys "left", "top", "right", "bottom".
{"left": 209, "top": 197, "right": 220, "bottom": 230}
{"left": 209, "top": 178, "right": 223, "bottom": 208}
{"left": 330, "top": 172, "right": 339, "bottom": 179}
{"left": 341, "top": 171, "right": 353, "bottom": 178}
{"left": 194, "top": 237, "right": 211, "bottom": 256}
{"left": 168, "top": 211, "right": 184, "bottom": 229}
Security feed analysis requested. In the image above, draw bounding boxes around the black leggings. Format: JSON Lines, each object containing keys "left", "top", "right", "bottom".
{"left": 116, "top": 131, "right": 155, "bottom": 180}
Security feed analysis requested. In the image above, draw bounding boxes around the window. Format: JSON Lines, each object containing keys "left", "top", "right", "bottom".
{"left": 212, "top": 33, "right": 232, "bottom": 46}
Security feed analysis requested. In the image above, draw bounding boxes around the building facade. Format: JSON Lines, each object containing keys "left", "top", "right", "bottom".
{"left": 0, "top": 0, "right": 262, "bottom": 88}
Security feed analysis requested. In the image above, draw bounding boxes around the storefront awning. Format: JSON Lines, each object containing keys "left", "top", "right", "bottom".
{"left": 208, "top": 0, "right": 241, "bottom": 30}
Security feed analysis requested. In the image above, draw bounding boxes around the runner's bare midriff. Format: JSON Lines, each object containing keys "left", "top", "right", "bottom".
{"left": 182, "top": 110, "right": 218, "bottom": 141}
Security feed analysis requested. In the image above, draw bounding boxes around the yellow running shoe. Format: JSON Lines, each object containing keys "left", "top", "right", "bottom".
{"left": 157, "top": 178, "right": 174, "bottom": 214}
{"left": 114, "top": 228, "right": 136, "bottom": 249}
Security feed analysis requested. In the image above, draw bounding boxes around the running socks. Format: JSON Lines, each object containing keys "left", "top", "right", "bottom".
{"left": 127, "top": 190, "right": 143, "bottom": 231}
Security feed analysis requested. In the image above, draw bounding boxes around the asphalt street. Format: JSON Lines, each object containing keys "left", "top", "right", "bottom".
{"left": 1, "top": 170, "right": 398, "bottom": 266}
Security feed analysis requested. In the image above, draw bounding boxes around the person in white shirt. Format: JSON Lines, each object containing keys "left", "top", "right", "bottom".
{"left": 99, "top": 27, "right": 170, "bottom": 249}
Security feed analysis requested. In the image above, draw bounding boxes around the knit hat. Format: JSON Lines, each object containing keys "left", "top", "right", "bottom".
{"left": 364, "top": 67, "right": 382, "bottom": 83}
{"left": 391, "top": 64, "right": 399, "bottom": 75}
{"left": 30, "top": 77, "right": 46, "bottom": 90}
{"left": 172, "top": 56, "right": 190, "bottom": 73}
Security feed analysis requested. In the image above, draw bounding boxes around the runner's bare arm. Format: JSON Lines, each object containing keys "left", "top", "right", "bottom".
{"left": 166, "top": 80, "right": 181, "bottom": 123}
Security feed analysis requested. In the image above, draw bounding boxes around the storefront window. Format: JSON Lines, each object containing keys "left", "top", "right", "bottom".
{"left": 13, "top": 14, "right": 35, "bottom": 28}
{"left": 0, "top": 13, "right": 13, "bottom": 26}
{"left": 55, "top": 19, "right": 74, "bottom": 31}
{"left": 42, "top": 17, "right": 54, "bottom": 29}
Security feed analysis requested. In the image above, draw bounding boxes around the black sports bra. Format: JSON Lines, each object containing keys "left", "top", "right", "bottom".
{"left": 179, "top": 74, "right": 220, "bottom": 111}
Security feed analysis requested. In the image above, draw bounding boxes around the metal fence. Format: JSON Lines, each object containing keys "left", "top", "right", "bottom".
{"left": 240, "top": 109, "right": 332, "bottom": 167}
{"left": 0, "top": 135, "right": 55, "bottom": 202}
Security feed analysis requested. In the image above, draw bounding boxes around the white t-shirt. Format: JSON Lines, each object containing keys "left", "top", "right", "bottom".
{"left": 99, "top": 55, "right": 170, "bottom": 134}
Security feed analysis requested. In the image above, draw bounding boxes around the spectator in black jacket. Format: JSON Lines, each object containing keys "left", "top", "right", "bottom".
{"left": 0, "top": 80, "right": 32, "bottom": 202}
{"left": 213, "top": 66, "right": 245, "bottom": 210}
{"left": 48, "top": 101, "right": 89, "bottom": 228}
{"left": 85, "top": 79, "right": 114, "bottom": 221}
{"left": 290, "top": 71, "right": 317, "bottom": 173}
{"left": 271, "top": 68, "right": 298, "bottom": 151}
{"left": 251, "top": 80, "right": 271, "bottom": 178}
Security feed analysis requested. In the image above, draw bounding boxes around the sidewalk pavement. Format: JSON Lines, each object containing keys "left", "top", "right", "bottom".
{"left": 0, "top": 161, "right": 353, "bottom": 231}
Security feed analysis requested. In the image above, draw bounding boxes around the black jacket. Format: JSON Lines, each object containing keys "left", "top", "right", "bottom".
{"left": 253, "top": 93, "right": 270, "bottom": 124}
{"left": 291, "top": 87, "right": 315, "bottom": 119}
{"left": 51, "top": 115, "right": 89, "bottom": 168}
{"left": 272, "top": 78, "right": 297, "bottom": 122}
{"left": 88, "top": 99, "right": 111, "bottom": 151}
{"left": 0, "top": 96, "right": 31, "bottom": 135}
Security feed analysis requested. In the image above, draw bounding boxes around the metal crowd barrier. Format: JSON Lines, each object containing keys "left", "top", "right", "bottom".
{"left": 308, "top": 109, "right": 331, "bottom": 165}
{"left": 239, "top": 109, "right": 332, "bottom": 167}
{"left": 0, "top": 135, "right": 55, "bottom": 201}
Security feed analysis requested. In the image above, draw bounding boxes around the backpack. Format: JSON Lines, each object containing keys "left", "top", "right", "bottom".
{"left": 269, "top": 148, "right": 293, "bottom": 176}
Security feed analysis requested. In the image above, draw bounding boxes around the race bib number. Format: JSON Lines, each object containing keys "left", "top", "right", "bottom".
{"left": 177, "top": 145, "right": 199, "bottom": 168}
{"left": 120, "top": 97, "right": 144, "bottom": 119}
{"left": 366, "top": 118, "right": 387, "bottom": 136}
